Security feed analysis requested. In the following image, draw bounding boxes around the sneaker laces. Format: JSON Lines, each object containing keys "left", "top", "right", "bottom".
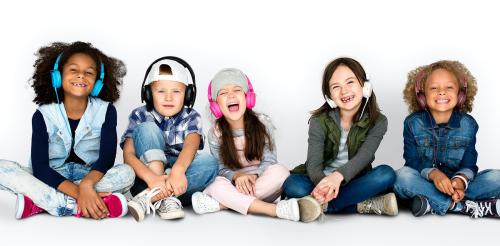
{"left": 359, "top": 199, "right": 382, "bottom": 215}
{"left": 135, "top": 187, "right": 161, "bottom": 216}
{"left": 154, "top": 196, "right": 183, "bottom": 213}
{"left": 465, "top": 200, "right": 493, "bottom": 218}
{"left": 28, "top": 203, "right": 45, "bottom": 217}
{"left": 465, "top": 200, "right": 484, "bottom": 218}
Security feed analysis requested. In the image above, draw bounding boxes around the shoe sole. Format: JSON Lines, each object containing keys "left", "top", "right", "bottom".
{"left": 15, "top": 194, "right": 24, "bottom": 219}
{"left": 298, "top": 196, "right": 321, "bottom": 222}
{"left": 411, "top": 195, "right": 427, "bottom": 217}
{"left": 127, "top": 201, "right": 145, "bottom": 222}
{"left": 383, "top": 193, "right": 399, "bottom": 216}
{"left": 159, "top": 210, "right": 185, "bottom": 220}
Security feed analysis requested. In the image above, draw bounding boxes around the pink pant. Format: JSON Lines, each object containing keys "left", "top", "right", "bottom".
{"left": 203, "top": 164, "right": 290, "bottom": 214}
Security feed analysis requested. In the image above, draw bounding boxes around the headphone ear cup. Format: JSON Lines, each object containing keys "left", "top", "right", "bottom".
{"left": 245, "top": 91, "right": 256, "bottom": 109}
{"left": 209, "top": 101, "right": 223, "bottom": 119}
{"left": 416, "top": 92, "right": 427, "bottom": 110}
{"left": 90, "top": 79, "right": 103, "bottom": 97}
{"left": 362, "top": 81, "right": 373, "bottom": 98}
{"left": 142, "top": 84, "right": 153, "bottom": 111}
{"left": 184, "top": 84, "right": 195, "bottom": 107}
{"left": 51, "top": 70, "right": 62, "bottom": 89}
{"left": 456, "top": 89, "right": 466, "bottom": 108}
{"left": 325, "top": 97, "right": 337, "bottom": 108}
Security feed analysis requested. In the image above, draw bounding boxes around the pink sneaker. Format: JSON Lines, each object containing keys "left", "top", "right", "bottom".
{"left": 103, "top": 193, "right": 128, "bottom": 218}
{"left": 15, "top": 194, "right": 45, "bottom": 219}
{"left": 76, "top": 193, "right": 128, "bottom": 218}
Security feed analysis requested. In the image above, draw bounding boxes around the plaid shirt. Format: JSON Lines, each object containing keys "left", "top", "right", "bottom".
{"left": 120, "top": 106, "right": 204, "bottom": 157}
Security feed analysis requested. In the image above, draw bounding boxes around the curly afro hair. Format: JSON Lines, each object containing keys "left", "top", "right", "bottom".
{"left": 403, "top": 60, "right": 478, "bottom": 113}
{"left": 31, "top": 41, "right": 127, "bottom": 105}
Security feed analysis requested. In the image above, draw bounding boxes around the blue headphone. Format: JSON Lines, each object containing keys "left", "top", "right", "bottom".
{"left": 51, "top": 54, "right": 105, "bottom": 97}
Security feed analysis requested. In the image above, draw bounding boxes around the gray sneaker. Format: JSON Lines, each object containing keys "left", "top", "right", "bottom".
{"left": 297, "top": 195, "right": 322, "bottom": 222}
{"left": 127, "top": 188, "right": 161, "bottom": 222}
{"left": 155, "top": 196, "right": 185, "bottom": 220}
{"left": 357, "top": 192, "right": 398, "bottom": 216}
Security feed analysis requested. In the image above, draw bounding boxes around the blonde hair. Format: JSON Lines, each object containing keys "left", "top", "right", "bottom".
{"left": 403, "top": 60, "right": 478, "bottom": 113}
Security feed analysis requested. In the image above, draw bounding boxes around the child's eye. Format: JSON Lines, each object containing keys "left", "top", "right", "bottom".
{"left": 173, "top": 90, "right": 181, "bottom": 93}
{"left": 219, "top": 91, "right": 227, "bottom": 96}
{"left": 86, "top": 71, "right": 95, "bottom": 76}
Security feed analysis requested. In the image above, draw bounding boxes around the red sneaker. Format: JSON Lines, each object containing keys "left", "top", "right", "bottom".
{"left": 15, "top": 194, "right": 45, "bottom": 219}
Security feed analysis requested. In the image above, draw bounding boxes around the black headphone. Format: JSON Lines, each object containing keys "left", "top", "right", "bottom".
{"left": 141, "top": 56, "right": 197, "bottom": 111}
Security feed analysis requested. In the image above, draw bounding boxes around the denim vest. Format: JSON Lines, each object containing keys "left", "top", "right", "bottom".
{"left": 403, "top": 110, "right": 478, "bottom": 180}
{"left": 30, "top": 98, "right": 110, "bottom": 170}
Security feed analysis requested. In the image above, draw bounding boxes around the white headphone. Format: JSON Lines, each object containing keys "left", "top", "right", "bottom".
{"left": 325, "top": 81, "right": 373, "bottom": 108}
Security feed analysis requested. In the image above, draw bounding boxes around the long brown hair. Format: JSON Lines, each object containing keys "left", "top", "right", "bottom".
{"left": 311, "top": 57, "right": 380, "bottom": 127}
{"left": 216, "top": 109, "right": 273, "bottom": 170}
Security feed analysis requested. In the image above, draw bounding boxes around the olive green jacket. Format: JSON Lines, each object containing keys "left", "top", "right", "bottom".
{"left": 291, "top": 109, "right": 388, "bottom": 185}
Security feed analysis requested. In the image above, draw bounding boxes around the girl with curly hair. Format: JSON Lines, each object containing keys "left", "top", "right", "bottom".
{"left": 283, "top": 57, "right": 398, "bottom": 217}
{"left": 394, "top": 60, "right": 500, "bottom": 218}
{"left": 0, "top": 41, "right": 135, "bottom": 220}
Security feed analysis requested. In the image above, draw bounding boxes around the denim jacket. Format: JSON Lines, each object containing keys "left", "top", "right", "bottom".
{"left": 403, "top": 110, "right": 478, "bottom": 181}
{"left": 31, "top": 98, "right": 109, "bottom": 170}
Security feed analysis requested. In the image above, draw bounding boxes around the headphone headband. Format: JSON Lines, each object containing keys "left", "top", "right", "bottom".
{"left": 141, "top": 56, "right": 196, "bottom": 91}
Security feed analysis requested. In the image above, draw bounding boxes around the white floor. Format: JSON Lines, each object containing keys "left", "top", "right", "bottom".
{"left": 0, "top": 192, "right": 497, "bottom": 246}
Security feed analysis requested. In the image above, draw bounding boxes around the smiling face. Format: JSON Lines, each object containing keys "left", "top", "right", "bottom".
{"left": 424, "top": 68, "right": 459, "bottom": 118}
{"left": 61, "top": 53, "right": 98, "bottom": 99}
{"left": 151, "top": 80, "right": 186, "bottom": 117}
{"left": 328, "top": 65, "right": 364, "bottom": 114}
{"left": 216, "top": 83, "right": 246, "bottom": 127}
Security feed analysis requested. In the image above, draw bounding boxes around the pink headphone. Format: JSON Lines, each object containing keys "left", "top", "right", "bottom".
{"left": 207, "top": 75, "right": 256, "bottom": 119}
{"left": 415, "top": 70, "right": 468, "bottom": 110}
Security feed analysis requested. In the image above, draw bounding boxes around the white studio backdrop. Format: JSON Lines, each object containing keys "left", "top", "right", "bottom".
{"left": 1, "top": 0, "right": 499, "bottom": 173}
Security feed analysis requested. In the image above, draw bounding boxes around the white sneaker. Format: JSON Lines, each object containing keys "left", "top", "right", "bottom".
{"left": 191, "top": 192, "right": 221, "bottom": 215}
{"left": 155, "top": 196, "right": 185, "bottom": 220}
{"left": 276, "top": 198, "right": 300, "bottom": 222}
{"left": 127, "top": 187, "right": 161, "bottom": 222}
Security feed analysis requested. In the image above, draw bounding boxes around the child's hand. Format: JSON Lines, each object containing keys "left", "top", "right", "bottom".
{"left": 233, "top": 173, "right": 257, "bottom": 195}
{"left": 167, "top": 170, "right": 188, "bottom": 197}
{"left": 146, "top": 174, "right": 171, "bottom": 201}
{"left": 77, "top": 183, "right": 109, "bottom": 219}
{"left": 452, "top": 189, "right": 465, "bottom": 203}
{"left": 429, "top": 169, "right": 454, "bottom": 196}
{"left": 451, "top": 177, "right": 466, "bottom": 202}
{"left": 312, "top": 171, "right": 344, "bottom": 204}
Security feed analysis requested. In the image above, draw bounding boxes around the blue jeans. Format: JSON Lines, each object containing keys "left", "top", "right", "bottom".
{"left": 393, "top": 166, "right": 500, "bottom": 215}
{"left": 283, "top": 165, "right": 396, "bottom": 214}
{"left": 130, "top": 122, "right": 218, "bottom": 205}
{"left": 0, "top": 159, "right": 135, "bottom": 216}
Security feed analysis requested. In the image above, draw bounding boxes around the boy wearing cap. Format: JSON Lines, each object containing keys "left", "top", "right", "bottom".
{"left": 121, "top": 57, "right": 218, "bottom": 221}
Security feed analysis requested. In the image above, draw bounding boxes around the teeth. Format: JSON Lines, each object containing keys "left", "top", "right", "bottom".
{"left": 436, "top": 99, "right": 449, "bottom": 104}
{"left": 341, "top": 95, "right": 354, "bottom": 103}
{"left": 72, "top": 83, "right": 86, "bottom": 87}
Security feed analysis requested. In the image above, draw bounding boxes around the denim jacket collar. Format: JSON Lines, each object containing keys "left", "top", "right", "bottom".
{"left": 423, "top": 110, "right": 461, "bottom": 129}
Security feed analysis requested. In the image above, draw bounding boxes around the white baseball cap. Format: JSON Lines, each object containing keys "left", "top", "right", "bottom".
{"left": 146, "top": 60, "right": 190, "bottom": 86}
